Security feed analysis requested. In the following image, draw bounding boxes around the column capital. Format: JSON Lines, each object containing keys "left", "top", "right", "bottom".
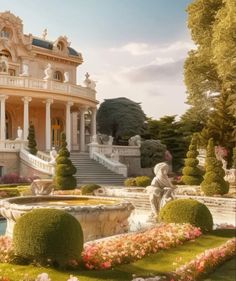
{"left": 80, "top": 106, "right": 88, "bottom": 114}
{"left": 0, "top": 95, "right": 8, "bottom": 101}
{"left": 22, "top": 96, "right": 32, "bottom": 103}
{"left": 66, "top": 101, "right": 74, "bottom": 106}
{"left": 45, "top": 98, "right": 53, "bottom": 105}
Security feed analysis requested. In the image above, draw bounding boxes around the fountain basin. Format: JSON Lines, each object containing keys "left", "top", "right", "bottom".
{"left": 0, "top": 195, "right": 134, "bottom": 241}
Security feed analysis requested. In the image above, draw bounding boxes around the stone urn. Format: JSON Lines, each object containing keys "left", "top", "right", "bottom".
{"left": 31, "top": 179, "right": 54, "bottom": 196}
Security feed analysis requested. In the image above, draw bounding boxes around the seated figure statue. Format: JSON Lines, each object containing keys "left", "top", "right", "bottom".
{"left": 146, "top": 162, "right": 175, "bottom": 215}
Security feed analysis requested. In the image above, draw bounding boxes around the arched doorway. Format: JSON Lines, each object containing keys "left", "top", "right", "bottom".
{"left": 51, "top": 118, "right": 63, "bottom": 148}
{"left": 5, "top": 112, "right": 12, "bottom": 139}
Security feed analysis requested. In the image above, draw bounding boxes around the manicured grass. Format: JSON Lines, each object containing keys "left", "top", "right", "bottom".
{"left": 0, "top": 229, "right": 234, "bottom": 281}
{"left": 203, "top": 257, "right": 236, "bottom": 281}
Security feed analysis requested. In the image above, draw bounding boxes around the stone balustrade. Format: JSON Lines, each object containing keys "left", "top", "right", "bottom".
{"left": 0, "top": 74, "right": 96, "bottom": 101}
{"left": 0, "top": 139, "right": 27, "bottom": 151}
{"left": 20, "top": 148, "right": 54, "bottom": 175}
{"left": 89, "top": 143, "right": 140, "bottom": 157}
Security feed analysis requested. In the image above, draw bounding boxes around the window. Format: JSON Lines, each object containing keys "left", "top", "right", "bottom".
{"left": 53, "top": 71, "right": 63, "bottom": 82}
{"left": 57, "top": 41, "right": 64, "bottom": 51}
{"left": 0, "top": 27, "right": 12, "bottom": 39}
{"left": 9, "top": 69, "right": 15, "bottom": 76}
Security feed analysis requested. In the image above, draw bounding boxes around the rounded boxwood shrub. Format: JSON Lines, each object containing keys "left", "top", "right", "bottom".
{"left": 124, "top": 178, "right": 136, "bottom": 187}
{"left": 13, "top": 209, "right": 84, "bottom": 267}
{"left": 80, "top": 184, "right": 102, "bottom": 195}
{"left": 201, "top": 139, "right": 229, "bottom": 196}
{"left": 135, "top": 176, "right": 151, "bottom": 187}
{"left": 181, "top": 135, "right": 203, "bottom": 185}
{"left": 159, "top": 199, "right": 213, "bottom": 233}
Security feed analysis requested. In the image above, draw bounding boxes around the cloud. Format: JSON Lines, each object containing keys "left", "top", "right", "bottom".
{"left": 110, "top": 41, "right": 195, "bottom": 56}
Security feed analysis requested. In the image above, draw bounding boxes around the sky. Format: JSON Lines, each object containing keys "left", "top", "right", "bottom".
{"left": 0, "top": 0, "right": 194, "bottom": 119}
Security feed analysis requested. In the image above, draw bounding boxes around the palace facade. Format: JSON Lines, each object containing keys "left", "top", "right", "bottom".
{"left": 0, "top": 11, "right": 97, "bottom": 154}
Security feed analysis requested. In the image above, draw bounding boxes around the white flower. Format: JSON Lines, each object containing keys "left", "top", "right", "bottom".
{"left": 67, "top": 275, "right": 79, "bottom": 281}
{"left": 35, "top": 273, "right": 51, "bottom": 281}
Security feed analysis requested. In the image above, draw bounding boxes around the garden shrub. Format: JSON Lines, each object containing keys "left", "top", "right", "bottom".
{"left": 0, "top": 188, "right": 20, "bottom": 198}
{"left": 80, "top": 184, "right": 102, "bottom": 195}
{"left": 13, "top": 209, "right": 83, "bottom": 267}
{"left": 181, "top": 135, "right": 203, "bottom": 185}
{"left": 54, "top": 133, "right": 77, "bottom": 190}
{"left": 27, "top": 124, "right": 37, "bottom": 155}
{"left": 141, "top": 139, "right": 166, "bottom": 168}
{"left": 232, "top": 147, "right": 236, "bottom": 168}
{"left": 124, "top": 178, "right": 136, "bottom": 187}
{"left": 159, "top": 198, "right": 213, "bottom": 233}
{"left": 201, "top": 139, "right": 229, "bottom": 196}
{"left": 135, "top": 176, "right": 151, "bottom": 187}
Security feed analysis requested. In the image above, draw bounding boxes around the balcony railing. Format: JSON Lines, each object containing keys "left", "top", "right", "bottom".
{"left": 0, "top": 74, "right": 96, "bottom": 101}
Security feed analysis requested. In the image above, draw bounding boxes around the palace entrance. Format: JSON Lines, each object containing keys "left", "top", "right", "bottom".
{"left": 51, "top": 118, "right": 63, "bottom": 149}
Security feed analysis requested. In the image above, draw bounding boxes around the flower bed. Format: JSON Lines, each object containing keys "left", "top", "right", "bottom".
{"left": 82, "top": 223, "right": 201, "bottom": 269}
{"left": 132, "top": 237, "right": 236, "bottom": 281}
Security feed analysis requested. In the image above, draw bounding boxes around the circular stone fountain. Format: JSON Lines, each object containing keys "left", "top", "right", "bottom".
{"left": 0, "top": 195, "right": 134, "bottom": 241}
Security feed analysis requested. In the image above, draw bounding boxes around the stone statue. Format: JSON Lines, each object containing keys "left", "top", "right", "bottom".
{"left": 16, "top": 126, "right": 23, "bottom": 140}
{"left": 49, "top": 147, "right": 57, "bottom": 164}
{"left": 146, "top": 162, "right": 175, "bottom": 215}
{"left": 128, "top": 135, "right": 141, "bottom": 146}
{"left": 111, "top": 149, "right": 119, "bottom": 162}
{"left": 41, "top": 28, "right": 48, "bottom": 40}
{"left": 107, "top": 135, "right": 113, "bottom": 145}
{"left": 19, "top": 64, "right": 29, "bottom": 77}
{"left": 35, "top": 272, "right": 51, "bottom": 281}
{"left": 83, "top": 72, "right": 96, "bottom": 90}
{"left": 43, "top": 63, "right": 52, "bottom": 80}
{"left": 215, "top": 146, "right": 228, "bottom": 170}
{"left": 64, "top": 71, "right": 69, "bottom": 83}
{"left": 0, "top": 56, "right": 8, "bottom": 73}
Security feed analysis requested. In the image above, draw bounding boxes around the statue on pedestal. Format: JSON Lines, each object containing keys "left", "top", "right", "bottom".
{"left": 16, "top": 126, "right": 23, "bottom": 140}
{"left": 43, "top": 63, "right": 52, "bottom": 80}
{"left": 19, "top": 64, "right": 29, "bottom": 77}
{"left": 111, "top": 149, "right": 119, "bottom": 162}
{"left": 146, "top": 162, "right": 175, "bottom": 215}
{"left": 0, "top": 56, "right": 8, "bottom": 73}
{"left": 64, "top": 71, "right": 69, "bottom": 83}
{"left": 128, "top": 135, "right": 141, "bottom": 146}
{"left": 49, "top": 147, "right": 57, "bottom": 164}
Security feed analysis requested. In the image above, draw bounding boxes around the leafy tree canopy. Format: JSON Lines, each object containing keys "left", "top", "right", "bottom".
{"left": 97, "top": 97, "right": 146, "bottom": 144}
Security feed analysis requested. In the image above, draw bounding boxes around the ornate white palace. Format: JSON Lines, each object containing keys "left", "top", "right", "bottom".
{"left": 0, "top": 11, "right": 140, "bottom": 180}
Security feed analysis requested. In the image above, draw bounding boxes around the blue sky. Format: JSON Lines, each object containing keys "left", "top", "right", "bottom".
{"left": 0, "top": 0, "right": 194, "bottom": 119}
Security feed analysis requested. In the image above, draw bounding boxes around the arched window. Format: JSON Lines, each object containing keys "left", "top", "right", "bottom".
{"left": 0, "top": 27, "right": 12, "bottom": 39}
{"left": 53, "top": 71, "right": 63, "bottom": 82}
{"left": 0, "top": 49, "right": 12, "bottom": 59}
{"left": 57, "top": 41, "right": 64, "bottom": 51}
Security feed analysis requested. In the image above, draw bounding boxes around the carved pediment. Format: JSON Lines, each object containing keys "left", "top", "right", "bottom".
{"left": 53, "top": 36, "right": 70, "bottom": 55}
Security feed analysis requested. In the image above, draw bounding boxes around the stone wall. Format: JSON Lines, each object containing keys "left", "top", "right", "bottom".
{"left": 19, "top": 160, "right": 51, "bottom": 179}
{"left": 120, "top": 156, "right": 154, "bottom": 177}
{"left": 0, "top": 152, "right": 19, "bottom": 175}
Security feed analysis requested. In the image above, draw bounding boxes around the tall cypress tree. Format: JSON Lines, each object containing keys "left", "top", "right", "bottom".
{"left": 27, "top": 124, "right": 37, "bottom": 155}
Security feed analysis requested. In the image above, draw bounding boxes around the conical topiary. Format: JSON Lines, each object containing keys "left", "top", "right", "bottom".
{"left": 54, "top": 133, "right": 77, "bottom": 190}
{"left": 201, "top": 138, "right": 229, "bottom": 196}
{"left": 181, "top": 135, "right": 203, "bottom": 185}
{"left": 27, "top": 124, "right": 37, "bottom": 155}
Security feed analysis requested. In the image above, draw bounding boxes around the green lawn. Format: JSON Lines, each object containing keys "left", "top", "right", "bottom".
{"left": 0, "top": 229, "right": 234, "bottom": 281}
{"left": 203, "top": 257, "right": 236, "bottom": 281}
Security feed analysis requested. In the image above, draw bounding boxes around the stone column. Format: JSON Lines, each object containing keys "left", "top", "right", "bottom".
{"left": 71, "top": 111, "right": 79, "bottom": 151}
{"left": 22, "top": 97, "right": 32, "bottom": 141}
{"left": 91, "top": 107, "right": 97, "bottom": 138}
{"left": 0, "top": 95, "right": 8, "bottom": 141}
{"left": 45, "top": 99, "right": 53, "bottom": 151}
{"left": 66, "top": 101, "right": 73, "bottom": 151}
{"left": 79, "top": 107, "right": 87, "bottom": 152}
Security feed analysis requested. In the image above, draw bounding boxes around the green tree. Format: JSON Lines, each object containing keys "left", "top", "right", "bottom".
{"left": 54, "top": 133, "right": 77, "bottom": 190}
{"left": 181, "top": 135, "right": 203, "bottom": 185}
{"left": 97, "top": 98, "right": 146, "bottom": 144}
{"left": 147, "top": 116, "right": 187, "bottom": 172}
{"left": 185, "top": 0, "right": 236, "bottom": 155}
{"left": 27, "top": 124, "right": 37, "bottom": 155}
{"left": 201, "top": 138, "right": 229, "bottom": 196}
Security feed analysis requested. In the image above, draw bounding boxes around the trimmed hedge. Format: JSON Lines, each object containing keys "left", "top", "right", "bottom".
{"left": 181, "top": 135, "right": 203, "bottom": 185}
{"left": 159, "top": 199, "right": 213, "bottom": 233}
{"left": 80, "top": 184, "right": 102, "bottom": 195}
{"left": 201, "top": 139, "right": 229, "bottom": 196}
{"left": 13, "top": 209, "right": 83, "bottom": 267}
{"left": 124, "top": 176, "right": 151, "bottom": 187}
{"left": 54, "top": 133, "right": 77, "bottom": 190}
